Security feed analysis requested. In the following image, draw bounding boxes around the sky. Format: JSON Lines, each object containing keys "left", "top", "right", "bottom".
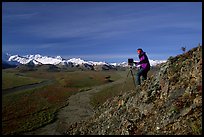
{"left": 2, "top": 2, "right": 202, "bottom": 63}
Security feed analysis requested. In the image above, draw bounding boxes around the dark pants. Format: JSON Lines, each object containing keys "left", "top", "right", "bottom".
{"left": 135, "top": 68, "right": 148, "bottom": 85}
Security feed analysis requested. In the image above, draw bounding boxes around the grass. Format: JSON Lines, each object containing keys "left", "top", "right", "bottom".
{"left": 2, "top": 69, "right": 121, "bottom": 135}
{"left": 2, "top": 71, "right": 44, "bottom": 90}
{"left": 90, "top": 71, "right": 137, "bottom": 109}
{"left": 57, "top": 71, "right": 121, "bottom": 88}
{"left": 2, "top": 85, "right": 59, "bottom": 135}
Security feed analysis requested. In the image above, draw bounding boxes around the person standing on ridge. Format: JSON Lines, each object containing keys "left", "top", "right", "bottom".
{"left": 134, "top": 48, "right": 150, "bottom": 85}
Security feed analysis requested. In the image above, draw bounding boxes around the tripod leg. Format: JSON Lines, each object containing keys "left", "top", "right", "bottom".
{"left": 130, "top": 70, "right": 136, "bottom": 88}
{"left": 127, "top": 69, "right": 131, "bottom": 77}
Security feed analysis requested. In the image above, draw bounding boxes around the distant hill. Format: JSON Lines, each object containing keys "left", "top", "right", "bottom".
{"left": 65, "top": 45, "right": 202, "bottom": 135}
{"left": 2, "top": 61, "right": 17, "bottom": 69}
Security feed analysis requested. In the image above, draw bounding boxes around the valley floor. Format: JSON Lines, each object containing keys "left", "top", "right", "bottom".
{"left": 23, "top": 74, "right": 126, "bottom": 135}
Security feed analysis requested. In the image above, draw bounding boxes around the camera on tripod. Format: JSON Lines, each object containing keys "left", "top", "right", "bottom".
{"left": 128, "top": 58, "right": 134, "bottom": 66}
{"left": 124, "top": 58, "right": 136, "bottom": 88}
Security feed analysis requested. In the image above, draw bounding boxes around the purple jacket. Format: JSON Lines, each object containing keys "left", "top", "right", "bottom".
{"left": 138, "top": 52, "right": 150, "bottom": 71}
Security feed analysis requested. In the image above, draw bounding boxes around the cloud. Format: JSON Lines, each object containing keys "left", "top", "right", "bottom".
{"left": 16, "top": 10, "right": 200, "bottom": 43}
{"left": 3, "top": 10, "right": 39, "bottom": 24}
{"left": 4, "top": 2, "right": 201, "bottom": 41}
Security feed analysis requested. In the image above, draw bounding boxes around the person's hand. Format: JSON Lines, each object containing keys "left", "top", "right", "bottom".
{"left": 134, "top": 61, "right": 139, "bottom": 65}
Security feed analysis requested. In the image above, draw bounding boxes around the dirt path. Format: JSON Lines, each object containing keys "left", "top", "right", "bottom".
{"left": 23, "top": 73, "right": 127, "bottom": 135}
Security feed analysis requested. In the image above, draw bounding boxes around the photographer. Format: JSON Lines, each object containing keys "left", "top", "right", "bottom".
{"left": 134, "top": 48, "right": 150, "bottom": 85}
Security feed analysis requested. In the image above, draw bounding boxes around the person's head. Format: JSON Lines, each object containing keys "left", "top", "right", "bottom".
{"left": 137, "top": 48, "right": 143, "bottom": 54}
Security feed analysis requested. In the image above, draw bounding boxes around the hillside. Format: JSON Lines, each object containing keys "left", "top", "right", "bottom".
{"left": 65, "top": 45, "right": 202, "bottom": 135}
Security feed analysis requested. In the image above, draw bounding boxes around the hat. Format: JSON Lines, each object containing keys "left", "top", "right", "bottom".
{"left": 137, "top": 48, "right": 143, "bottom": 52}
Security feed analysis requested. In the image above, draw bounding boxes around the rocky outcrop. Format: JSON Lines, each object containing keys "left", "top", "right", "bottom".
{"left": 65, "top": 45, "right": 202, "bottom": 135}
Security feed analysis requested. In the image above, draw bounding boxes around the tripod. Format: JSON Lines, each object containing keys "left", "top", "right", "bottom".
{"left": 126, "top": 66, "right": 136, "bottom": 88}
{"left": 119, "top": 66, "right": 136, "bottom": 96}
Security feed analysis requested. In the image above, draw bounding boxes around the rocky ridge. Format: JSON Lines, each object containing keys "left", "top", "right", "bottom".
{"left": 65, "top": 45, "right": 202, "bottom": 135}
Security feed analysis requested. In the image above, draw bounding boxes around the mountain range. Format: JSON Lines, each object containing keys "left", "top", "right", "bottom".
{"left": 2, "top": 53, "right": 166, "bottom": 70}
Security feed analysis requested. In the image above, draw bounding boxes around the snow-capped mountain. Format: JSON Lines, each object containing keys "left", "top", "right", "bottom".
{"left": 67, "top": 58, "right": 108, "bottom": 66}
{"left": 2, "top": 53, "right": 20, "bottom": 66}
{"left": 2, "top": 53, "right": 166, "bottom": 69}
{"left": 9, "top": 54, "right": 63, "bottom": 65}
{"left": 8, "top": 55, "right": 32, "bottom": 65}
{"left": 149, "top": 60, "right": 167, "bottom": 66}
{"left": 110, "top": 62, "right": 126, "bottom": 66}
{"left": 110, "top": 60, "right": 166, "bottom": 67}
